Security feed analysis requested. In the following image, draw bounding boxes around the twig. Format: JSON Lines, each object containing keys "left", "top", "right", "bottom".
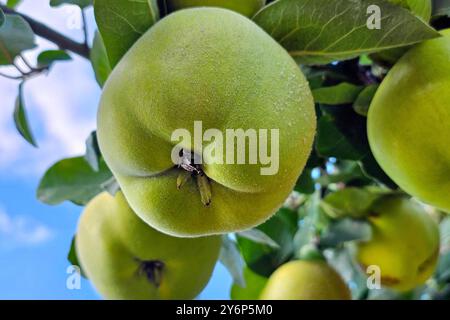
{"left": 13, "top": 61, "right": 28, "bottom": 74}
{"left": 18, "top": 53, "right": 34, "bottom": 71}
{"left": 0, "top": 71, "right": 22, "bottom": 80}
{"left": 0, "top": 4, "right": 90, "bottom": 59}
{"left": 81, "top": 9, "right": 89, "bottom": 47}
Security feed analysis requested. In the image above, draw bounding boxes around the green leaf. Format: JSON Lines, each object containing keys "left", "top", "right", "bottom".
{"left": 230, "top": 267, "right": 268, "bottom": 300}
{"left": 316, "top": 113, "right": 365, "bottom": 160}
{"left": 322, "top": 187, "right": 382, "bottom": 218}
{"left": 37, "top": 50, "right": 71, "bottom": 68}
{"left": 319, "top": 218, "right": 372, "bottom": 248}
{"left": 90, "top": 31, "right": 111, "bottom": 87}
{"left": 219, "top": 236, "right": 245, "bottom": 287}
{"left": 94, "top": 0, "right": 159, "bottom": 67}
{"left": 294, "top": 167, "right": 315, "bottom": 194}
{"left": 353, "top": 84, "right": 379, "bottom": 116}
{"left": 0, "top": 14, "right": 36, "bottom": 65}
{"left": 13, "top": 82, "right": 37, "bottom": 147}
{"left": 37, "top": 157, "right": 113, "bottom": 206}
{"left": 317, "top": 161, "right": 370, "bottom": 186}
{"left": 253, "top": 0, "right": 439, "bottom": 65}
{"left": 313, "top": 83, "right": 364, "bottom": 105}
{"left": 49, "top": 0, "right": 92, "bottom": 8}
{"left": 0, "top": 8, "right": 5, "bottom": 27}
{"left": 237, "top": 208, "right": 297, "bottom": 277}
{"left": 316, "top": 105, "right": 396, "bottom": 189}
{"left": 84, "top": 131, "right": 100, "bottom": 171}
{"left": 433, "top": 0, "right": 450, "bottom": 17}
{"left": 67, "top": 236, "right": 87, "bottom": 278}
{"left": 359, "top": 55, "right": 373, "bottom": 66}
{"left": 6, "top": 0, "right": 22, "bottom": 8}
{"left": 237, "top": 229, "right": 280, "bottom": 249}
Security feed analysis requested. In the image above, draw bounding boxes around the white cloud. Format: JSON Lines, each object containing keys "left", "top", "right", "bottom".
{"left": 0, "top": 1, "right": 100, "bottom": 177}
{"left": 0, "top": 207, "right": 53, "bottom": 250}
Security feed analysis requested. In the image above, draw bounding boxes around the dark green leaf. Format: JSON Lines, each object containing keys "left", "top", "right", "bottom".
{"left": 237, "top": 208, "right": 298, "bottom": 277}
{"left": 37, "top": 50, "right": 71, "bottom": 67}
{"left": 316, "top": 105, "right": 396, "bottom": 188}
{"left": 6, "top": 0, "right": 22, "bottom": 8}
{"left": 13, "top": 82, "right": 37, "bottom": 147}
{"left": 359, "top": 152, "right": 397, "bottom": 188}
{"left": 253, "top": 0, "right": 439, "bottom": 65}
{"left": 230, "top": 267, "right": 267, "bottom": 300}
{"left": 49, "top": 0, "right": 92, "bottom": 8}
{"left": 0, "top": 14, "right": 36, "bottom": 65}
{"left": 67, "top": 236, "right": 87, "bottom": 278}
{"left": 353, "top": 84, "right": 379, "bottom": 116}
{"left": 0, "top": 8, "right": 5, "bottom": 27}
{"left": 295, "top": 167, "right": 315, "bottom": 194}
{"left": 84, "top": 131, "right": 100, "bottom": 171}
{"left": 94, "top": 0, "right": 159, "bottom": 67}
{"left": 90, "top": 31, "right": 111, "bottom": 87}
{"left": 322, "top": 187, "right": 382, "bottom": 218}
{"left": 312, "top": 83, "right": 363, "bottom": 105}
{"left": 219, "top": 236, "right": 245, "bottom": 287}
{"left": 37, "top": 157, "right": 113, "bottom": 206}
{"left": 237, "top": 229, "right": 280, "bottom": 249}
{"left": 433, "top": 0, "right": 450, "bottom": 17}
{"left": 435, "top": 252, "right": 450, "bottom": 284}
{"left": 317, "top": 161, "right": 370, "bottom": 186}
{"left": 316, "top": 113, "right": 365, "bottom": 160}
{"left": 439, "top": 216, "right": 450, "bottom": 255}
{"left": 319, "top": 218, "right": 372, "bottom": 248}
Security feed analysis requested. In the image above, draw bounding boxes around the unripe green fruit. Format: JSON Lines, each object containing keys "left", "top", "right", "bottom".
{"left": 259, "top": 260, "right": 351, "bottom": 300}
{"left": 167, "top": 0, "right": 266, "bottom": 17}
{"left": 76, "top": 192, "right": 221, "bottom": 300}
{"left": 368, "top": 30, "right": 450, "bottom": 212}
{"left": 356, "top": 196, "right": 440, "bottom": 292}
{"left": 97, "top": 8, "right": 316, "bottom": 237}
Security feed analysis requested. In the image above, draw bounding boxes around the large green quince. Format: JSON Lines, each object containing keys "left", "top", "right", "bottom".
{"left": 368, "top": 30, "right": 450, "bottom": 212}
{"left": 76, "top": 192, "right": 221, "bottom": 299}
{"left": 356, "top": 195, "right": 440, "bottom": 292}
{"left": 97, "top": 8, "right": 316, "bottom": 237}
{"left": 167, "top": 0, "right": 266, "bottom": 17}
{"left": 259, "top": 260, "right": 351, "bottom": 300}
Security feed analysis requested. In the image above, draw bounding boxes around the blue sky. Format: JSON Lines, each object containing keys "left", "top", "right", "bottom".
{"left": 0, "top": 0, "right": 231, "bottom": 299}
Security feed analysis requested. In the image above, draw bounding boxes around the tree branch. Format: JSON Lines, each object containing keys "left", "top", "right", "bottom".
{"left": 0, "top": 4, "right": 90, "bottom": 59}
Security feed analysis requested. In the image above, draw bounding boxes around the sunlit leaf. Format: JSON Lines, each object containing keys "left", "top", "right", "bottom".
{"left": 94, "top": 0, "right": 159, "bottom": 67}
{"left": 90, "top": 31, "right": 111, "bottom": 87}
{"left": 13, "top": 82, "right": 37, "bottom": 147}
{"left": 219, "top": 236, "right": 245, "bottom": 287}
{"left": 49, "top": 0, "right": 92, "bottom": 8}
{"left": 37, "top": 157, "right": 113, "bottom": 206}
{"left": 37, "top": 49, "right": 71, "bottom": 68}
{"left": 254, "top": 0, "right": 439, "bottom": 64}
{"left": 313, "top": 83, "right": 363, "bottom": 105}
{"left": 237, "top": 229, "right": 280, "bottom": 249}
{"left": 0, "top": 14, "right": 36, "bottom": 65}
{"left": 230, "top": 267, "right": 267, "bottom": 300}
